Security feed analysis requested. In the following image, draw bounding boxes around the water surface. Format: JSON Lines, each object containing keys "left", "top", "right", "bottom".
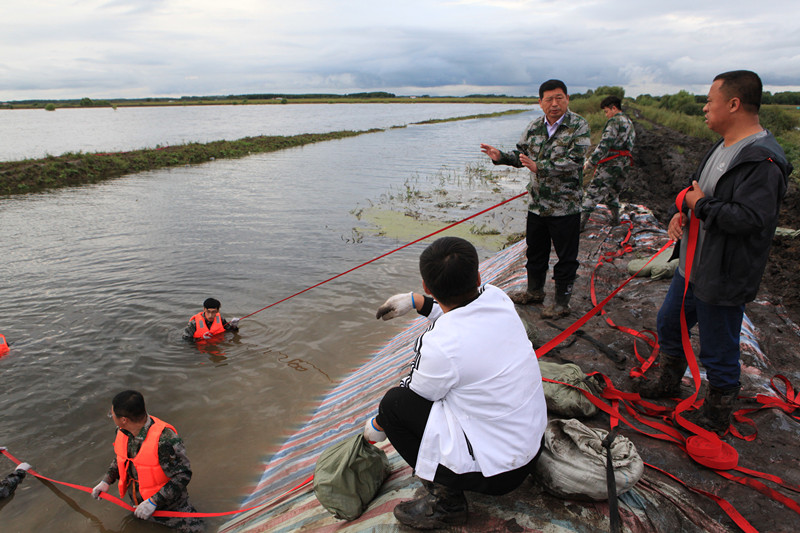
{"left": 0, "top": 106, "right": 539, "bottom": 532}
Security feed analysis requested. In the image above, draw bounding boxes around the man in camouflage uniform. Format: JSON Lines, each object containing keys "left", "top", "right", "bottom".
{"left": 92, "top": 391, "right": 204, "bottom": 532}
{"left": 0, "top": 448, "right": 31, "bottom": 499}
{"left": 481, "top": 79, "right": 590, "bottom": 318}
{"left": 581, "top": 95, "right": 636, "bottom": 230}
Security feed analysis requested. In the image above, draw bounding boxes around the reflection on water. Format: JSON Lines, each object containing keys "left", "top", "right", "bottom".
{"left": 0, "top": 108, "right": 539, "bottom": 531}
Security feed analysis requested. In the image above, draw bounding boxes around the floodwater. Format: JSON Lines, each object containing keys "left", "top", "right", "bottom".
{"left": 0, "top": 102, "right": 534, "bottom": 162}
{"left": 0, "top": 104, "right": 539, "bottom": 532}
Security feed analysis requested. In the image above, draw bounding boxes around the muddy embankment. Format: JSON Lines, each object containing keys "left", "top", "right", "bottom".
{"left": 622, "top": 112, "right": 800, "bottom": 326}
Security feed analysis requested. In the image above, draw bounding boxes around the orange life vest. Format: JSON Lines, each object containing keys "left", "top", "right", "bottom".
{"left": 191, "top": 311, "right": 225, "bottom": 339}
{"left": 113, "top": 416, "right": 176, "bottom": 501}
{"left": 0, "top": 334, "right": 8, "bottom": 357}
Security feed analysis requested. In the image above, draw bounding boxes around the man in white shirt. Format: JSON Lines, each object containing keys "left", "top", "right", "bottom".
{"left": 366, "top": 236, "right": 547, "bottom": 529}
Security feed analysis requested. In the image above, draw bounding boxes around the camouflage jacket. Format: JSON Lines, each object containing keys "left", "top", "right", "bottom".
{"left": 494, "top": 109, "right": 590, "bottom": 216}
{"left": 103, "top": 416, "right": 193, "bottom": 510}
{"left": 0, "top": 469, "right": 26, "bottom": 499}
{"left": 588, "top": 112, "right": 635, "bottom": 168}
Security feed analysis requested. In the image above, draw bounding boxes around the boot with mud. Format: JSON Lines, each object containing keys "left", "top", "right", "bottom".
{"left": 541, "top": 282, "right": 572, "bottom": 319}
{"left": 579, "top": 211, "right": 590, "bottom": 232}
{"left": 609, "top": 206, "right": 620, "bottom": 226}
{"left": 393, "top": 480, "right": 468, "bottom": 529}
{"left": 683, "top": 384, "right": 740, "bottom": 436}
{"left": 634, "top": 355, "right": 688, "bottom": 399}
{"left": 509, "top": 271, "right": 546, "bottom": 305}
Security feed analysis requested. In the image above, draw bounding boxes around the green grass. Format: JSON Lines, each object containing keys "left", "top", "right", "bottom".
{"left": 628, "top": 102, "right": 800, "bottom": 182}
{"left": 628, "top": 103, "right": 718, "bottom": 141}
{"left": 0, "top": 130, "right": 378, "bottom": 195}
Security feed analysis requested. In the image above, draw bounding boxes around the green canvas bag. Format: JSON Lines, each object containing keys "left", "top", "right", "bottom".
{"left": 313, "top": 433, "right": 390, "bottom": 520}
{"left": 539, "top": 361, "right": 602, "bottom": 418}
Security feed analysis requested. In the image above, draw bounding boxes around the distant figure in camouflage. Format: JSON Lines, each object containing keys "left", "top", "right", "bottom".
{"left": 92, "top": 391, "right": 204, "bottom": 532}
{"left": 481, "top": 79, "right": 590, "bottom": 318}
{"left": 581, "top": 95, "right": 636, "bottom": 230}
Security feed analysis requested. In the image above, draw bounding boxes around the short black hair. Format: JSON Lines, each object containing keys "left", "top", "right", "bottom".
{"left": 203, "top": 297, "right": 221, "bottom": 309}
{"left": 419, "top": 237, "right": 480, "bottom": 307}
{"left": 539, "top": 79, "right": 568, "bottom": 99}
{"left": 112, "top": 390, "right": 147, "bottom": 422}
{"left": 600, "top": 95, "right": 622, "bottom": 110}
{"left": 714, "top": 70, "right": 762, "bottom": 113}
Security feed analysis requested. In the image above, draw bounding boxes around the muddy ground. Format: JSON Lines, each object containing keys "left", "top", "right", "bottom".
{"left": 518, "top": 115, "right": 800, "bottom": 533}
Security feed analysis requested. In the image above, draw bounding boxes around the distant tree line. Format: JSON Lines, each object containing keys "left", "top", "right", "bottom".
{"left": 180, "top": 92, "right": 397, "bottom": 101}
{"left": 635, "top": 90, "right": 800, "bottom": 117}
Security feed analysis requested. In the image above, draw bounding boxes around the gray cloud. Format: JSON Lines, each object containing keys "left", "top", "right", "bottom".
{"left": 2, "top": 1, "right": 799, "bottom": 100}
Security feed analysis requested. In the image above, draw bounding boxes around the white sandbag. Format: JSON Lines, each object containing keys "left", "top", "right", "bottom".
{"left": 533, "top": 418, "right": 644, "bottom": 501}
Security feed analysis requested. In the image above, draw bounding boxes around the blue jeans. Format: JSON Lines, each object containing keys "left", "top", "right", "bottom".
{"left": 656, "top": 271, "right": 744, "bottom": 390}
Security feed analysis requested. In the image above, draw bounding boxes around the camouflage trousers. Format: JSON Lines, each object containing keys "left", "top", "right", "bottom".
{"left": 148, "top": 498, "right": 205, "bottom": 533}
{"left": 581, "top": 165, "right": 626, "bottom": 213}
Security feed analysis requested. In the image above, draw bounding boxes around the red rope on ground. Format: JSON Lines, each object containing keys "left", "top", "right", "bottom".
{"left": 538, "top": 198, "right": 800, "bottom": 529}
{"left": 240, "top": 191, "right": 530, "bottom": 320}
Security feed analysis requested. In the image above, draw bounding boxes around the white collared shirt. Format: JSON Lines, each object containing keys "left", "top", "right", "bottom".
{"left": 546, "top": 113, "right": 565, "bottom": 138}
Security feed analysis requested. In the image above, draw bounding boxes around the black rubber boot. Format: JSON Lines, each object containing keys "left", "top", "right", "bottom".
{"left": 609, "top": 206, "right": 620, "bottom": 226}
{"left": 541, "top": 282, "right": 572, "bottom": 319}
{"left": 683, "top": 384, "right": 740, "bottom": 436}
{"left": 509, "top": 271, "right": 546, "bottom": 305}
{"left": 393, "top": 480, "right": 468, "bottom": 529}
{"left": 634, "top": 356, "right": 688, "bottom": 399}
{"left": 580, "top": 211, "right": 590, "bottom": 232}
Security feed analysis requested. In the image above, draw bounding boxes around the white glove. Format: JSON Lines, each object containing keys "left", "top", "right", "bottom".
{"left": 202, "top": 331, "right": 213, "bottom": 339}
{"left": 0, "top": 446, "right": 6, "bottom": 452}
{"left": 229, "top": 317, "right": 240, "bottom": 328}
{"left": 16, "top": 462, "right": 31, "bottom": 472}
{"left": 364, "top": 417, "right": 387, "bottom": 444}
{"left": 376, "top": 293, "right": 414, "bottom": 321}
{"left": 92, "top": 480, "right": 110, "bottom": 499}
{"left": 134, "top": 497, "right": 157, "bottom": 519}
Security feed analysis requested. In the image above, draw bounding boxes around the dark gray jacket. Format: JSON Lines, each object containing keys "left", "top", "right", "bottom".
{"left": 671, "top": 131, "right": 791, "bottom": 306}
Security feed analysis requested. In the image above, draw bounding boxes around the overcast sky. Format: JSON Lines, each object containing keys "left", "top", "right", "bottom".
{"left": 2, "top": 0, "right": 799, "bottom": 101}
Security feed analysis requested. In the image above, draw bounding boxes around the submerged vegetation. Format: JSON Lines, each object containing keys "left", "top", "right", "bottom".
{"left": 0, "top": 109, "right": 530, "bottom": 196}
{"left": 0, "top": 130, "right": 378, "bottom": 195}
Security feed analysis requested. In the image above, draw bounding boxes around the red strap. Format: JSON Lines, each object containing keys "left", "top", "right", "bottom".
{"left": 0, "top": 448, "right": 311, "bottom": 518}
{"left": 241, "top": 191, "right": 530, "bottom": 320}
{"left": 645, "top": 462, "right": 758, "bottom": 533}
{"left": 597, "top": 149, "right": 634, "bottom": 166}
{"left": 536, "top": 238, "right": 673, "bottom": 357}
{"left": 669, "top": 187, "right": 740, "bottom": 468}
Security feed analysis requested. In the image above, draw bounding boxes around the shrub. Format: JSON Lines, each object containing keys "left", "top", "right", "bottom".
{"left": 760, "top": 106, "right": 799, "bottom": 135}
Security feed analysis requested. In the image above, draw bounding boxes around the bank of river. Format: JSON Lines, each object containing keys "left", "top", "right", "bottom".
{"left": 0, "top": 108, "right": 529, "bottom": 195}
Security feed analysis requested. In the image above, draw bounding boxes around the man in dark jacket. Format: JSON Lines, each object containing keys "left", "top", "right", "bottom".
{"left": 635, "top": 70, "right": 792, "bottom": 435}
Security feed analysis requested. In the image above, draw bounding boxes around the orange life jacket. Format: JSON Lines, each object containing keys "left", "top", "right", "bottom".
{"left": 191, "top": 311, "right": 225, "bottom": 339}
{"left": 113, "top": 416, "right": 176, "bottom": 501}
{"left": 0, "top": 334, "right": 8, "bottom": 357}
